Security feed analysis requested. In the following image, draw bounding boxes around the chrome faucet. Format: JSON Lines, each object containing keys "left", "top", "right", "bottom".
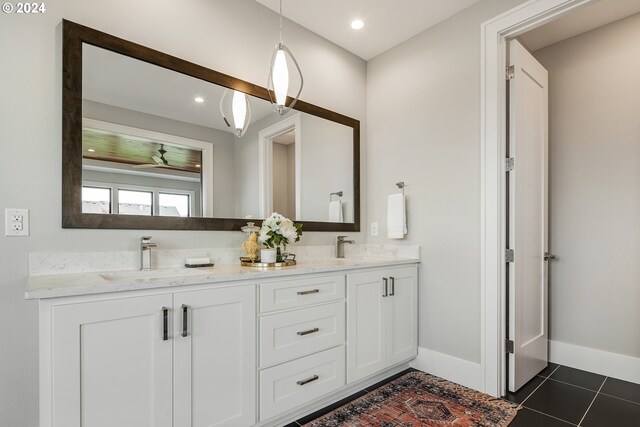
{"left": 336, "top": 235, "right": 355, "bottom": 258}
{"left": 140, "top": 236, "right": 157, "bottom": 271}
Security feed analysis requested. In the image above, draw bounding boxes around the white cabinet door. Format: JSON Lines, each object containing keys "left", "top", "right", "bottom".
{"left": 386, "top": 267, "right": 418, "bottom": 366}
{"left": 173, "top": 285, "right": 256, "bottom": 427}
{"left": 52, "top": 294, "right": 173, "bottom": 427}
{"left": 347, "top": 266, "right": 418, "bottom": 383}
{"left": 347, "top": 270, "right": 387, "bottom": 383}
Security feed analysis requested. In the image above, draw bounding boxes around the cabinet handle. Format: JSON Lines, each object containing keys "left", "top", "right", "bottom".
{"left": 297, "top": 375, "right": 319, "bottom": 386}
{"left": 390, "top": 277, "right": 395, "bottom": 296}
{"left": 382, "top": 278, "right": 388, "bottom": 297}
{"left": 297, "top": 289, "right": 320, "bottom": 295}
{"left": 181, "top": 304, "right": 188, "bottom": 337}
{"left": 297, "top": 327, "right": 320, "bottom": 336}
{"left": 162, "top": 307, "right": 168, "bottom": 341}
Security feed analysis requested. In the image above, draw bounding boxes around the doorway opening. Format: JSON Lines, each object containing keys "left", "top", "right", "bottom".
{"left": 482, "top": 0, "right": 640, "bottom": 396}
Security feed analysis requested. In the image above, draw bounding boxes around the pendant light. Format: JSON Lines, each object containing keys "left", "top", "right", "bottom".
{"left": 267, "top": 0, "right": 303, "bottom": 117}
{"left": 219, "top": 89, "right": 252, "bottom": 137}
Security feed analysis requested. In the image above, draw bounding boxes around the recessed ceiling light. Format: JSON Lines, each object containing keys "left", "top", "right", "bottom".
{"left": 195, "top": 164, "right": 201, "bottom": 168}
{"left": 194, "top": 97, "right": 204, "bottom": 103}
{"left": 351, "top": 19, "right": 364, "bottom": 30}
{"left": 87, "top": 148, "right": 95, "bottom": 152}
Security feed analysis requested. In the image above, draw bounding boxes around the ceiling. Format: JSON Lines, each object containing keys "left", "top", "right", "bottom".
{"left": 254, "top": 0, "right": 481, "bottom": 60}
{"left": 519, "top": 0, "right": 640, "bottom": 51}
{"left": 82, "top": 128, "right": 202, "bottom": 173}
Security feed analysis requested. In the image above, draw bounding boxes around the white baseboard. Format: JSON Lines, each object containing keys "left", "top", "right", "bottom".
{"left": 410, "top": 346, "right": 483, "bottom": 391}
{"left": 550, "top": 340, "right": 640, "bottom": 385}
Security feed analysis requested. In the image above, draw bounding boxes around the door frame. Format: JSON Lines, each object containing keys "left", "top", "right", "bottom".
{"left": 480, "top": 0, "right": 598, "bottom": 397}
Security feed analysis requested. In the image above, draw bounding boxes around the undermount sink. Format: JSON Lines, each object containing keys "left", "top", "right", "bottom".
{"left": 99, "top": 268, "right": 208, "bottom": 282}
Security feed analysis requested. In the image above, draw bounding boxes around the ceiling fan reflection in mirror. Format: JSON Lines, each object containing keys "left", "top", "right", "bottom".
{"left": 133, "top": 145, "right": 171, "bottom": 169}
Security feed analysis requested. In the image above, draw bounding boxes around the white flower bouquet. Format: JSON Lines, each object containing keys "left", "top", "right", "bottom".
{"left": 259, "top": 212, "right": 303, "bottom": 250}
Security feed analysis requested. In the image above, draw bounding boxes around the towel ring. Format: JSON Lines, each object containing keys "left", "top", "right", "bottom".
{"left": 329, "top": 191, "right": 343, "bottom": 202}
{"left": 396, "top": 182, "right": 405, "bottom": 195}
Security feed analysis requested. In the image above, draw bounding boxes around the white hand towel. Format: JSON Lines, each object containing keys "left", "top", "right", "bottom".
{"left": 387, "top": 193, "right": 407, "bottom": 239}
{"left": 329, "top": 200, "right": 344, "bottom": 222}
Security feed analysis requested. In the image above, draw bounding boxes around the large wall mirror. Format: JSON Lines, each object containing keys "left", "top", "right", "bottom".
{"left": 62, "top": 20, "right": 360, "bottom": 231}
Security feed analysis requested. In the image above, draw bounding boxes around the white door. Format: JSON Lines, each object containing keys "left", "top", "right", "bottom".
{"left": 386, "top": 266, "right": 418, "bottom": 366}
{"left": 347, "top": 270, "right": 387, "bottom": 383}
{"left": 508, "top": 39, "right": 549, "bottom": 392}
{"left": 173, "top": 285, "right": 256, "bottom": 427}
{"left": 52, "top": 294, "right": 173, "bottom": 427}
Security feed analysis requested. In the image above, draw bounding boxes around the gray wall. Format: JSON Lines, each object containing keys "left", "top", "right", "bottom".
{"left": 533, "top": 13, "right": 640, "bottom": 358}
{"left": 0, "top": 1, "right": 366, "bottom": 425}
{"left": 367, "top": 0, "right": 527, "bottom": 363}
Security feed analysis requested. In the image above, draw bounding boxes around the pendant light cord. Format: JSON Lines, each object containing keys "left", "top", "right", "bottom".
{"left": 279, "top": 0, "right": 283, "bottom": 43}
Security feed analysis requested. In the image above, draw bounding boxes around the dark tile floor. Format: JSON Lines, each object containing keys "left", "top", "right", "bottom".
{"left": 285, "top": 364, "right": 640, "bottom": 426}
{"left": 506, "top": 364, "right": 640, "bottom": 426}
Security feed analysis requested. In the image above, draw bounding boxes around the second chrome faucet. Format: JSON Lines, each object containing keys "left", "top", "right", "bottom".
{"left": 336, "top": 235, "right": 355, "bottom": 258}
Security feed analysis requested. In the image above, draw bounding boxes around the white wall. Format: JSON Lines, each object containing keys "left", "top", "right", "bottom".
{"left": 367, "top": 0, "right": 527, "bottom": 364}
{"left": 533, "top": 13, "right": 640, "bottom": 359}
{"left": 0, "top": 1, "right": 366, "bottom": 425}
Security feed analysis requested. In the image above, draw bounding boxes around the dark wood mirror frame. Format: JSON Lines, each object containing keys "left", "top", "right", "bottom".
{"left": 62, "top": 20, "right": 360, "bottom": 232}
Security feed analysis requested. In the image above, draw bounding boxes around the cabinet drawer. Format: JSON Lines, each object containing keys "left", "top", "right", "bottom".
{"left": 260, "top": 301, "right": 345, "bottom": 367}
{"left": 259, "top": 346, "right": 345, "bottom": 421}
{"left": 260, "top": 274, "right": 345, "bottom": 313}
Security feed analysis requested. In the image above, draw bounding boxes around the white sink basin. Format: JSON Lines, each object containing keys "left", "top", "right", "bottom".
{"left": 99, "top": 268, "right": 208, "bottom": 282}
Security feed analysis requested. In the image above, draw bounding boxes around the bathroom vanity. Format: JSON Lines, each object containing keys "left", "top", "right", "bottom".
{"left": 28, "top": 257, "right": 418, "bottom": 427}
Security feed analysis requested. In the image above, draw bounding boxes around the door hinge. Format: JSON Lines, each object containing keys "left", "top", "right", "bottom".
{"left": 506, "top": 249, "right": 515, "bottom": 263}
{"left": 506, "top": 65, "right": 515, "bottom": 80}
{"left": 505, "top": 157, "right": 514, "bottom": 172}
{"left": 506, "top": 339, "right": 515, "bottom": 354}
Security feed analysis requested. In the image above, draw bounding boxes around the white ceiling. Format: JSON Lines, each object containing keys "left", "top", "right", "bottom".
{"left": 255, "top": 0, "right": 481, "bottom": 60}
{"left": 83, "top": 45, "right": 274, "bottom": 133}
{"left": 519, "top": 0, "right": 640, "bottom": 52}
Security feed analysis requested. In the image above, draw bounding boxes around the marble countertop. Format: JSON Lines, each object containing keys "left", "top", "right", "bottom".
{"left": 26, "top": 256, "right": 420, "bottom": 300}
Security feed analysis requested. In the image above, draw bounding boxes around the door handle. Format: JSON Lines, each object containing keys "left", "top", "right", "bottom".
{"left": 544, "top": 252, "right": 556, "bottom": 261}
{"left": 162, "top": 307, "right": 168, "bottom": 341}
{"left": 382, "top": 278, "right": 388, "bottom": 297}
{"left": 389, "top": 277, "right": 395, "bottom": 296}
{"left": 181, "top": 304, "right": 188, "bottom": 337}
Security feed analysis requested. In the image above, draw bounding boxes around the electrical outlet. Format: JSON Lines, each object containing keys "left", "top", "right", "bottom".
{"left": 370, "top": 222, "right": 379, "bottom": 236}
{"left": 5, "top": 208, "right": 29, "bottom": 236}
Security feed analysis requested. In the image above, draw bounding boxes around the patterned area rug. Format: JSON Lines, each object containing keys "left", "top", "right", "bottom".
{"left": 302, "top": 371, "right": 518, "bottom": 426}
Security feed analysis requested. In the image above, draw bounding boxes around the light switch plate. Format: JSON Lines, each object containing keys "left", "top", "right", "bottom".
{"left": 5, "top": 208, "right": 29, "bottom": 236}
{"left": 370, "top": 222, "right": 379, "bottom": 236}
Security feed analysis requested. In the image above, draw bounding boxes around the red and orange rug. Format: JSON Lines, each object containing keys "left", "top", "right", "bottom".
{"left": 303, "top": 371, "right": 518, "bottom": 426}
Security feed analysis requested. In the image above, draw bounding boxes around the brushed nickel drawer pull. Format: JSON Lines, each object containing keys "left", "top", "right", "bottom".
{"left": 297, "top": 375, "right": 319, "bottom": 386}
{"left": 297, "top": 289, "right": 320, "bottom": 295}
{"left": 297, "top": 327, "right": 320, "bottom": 336}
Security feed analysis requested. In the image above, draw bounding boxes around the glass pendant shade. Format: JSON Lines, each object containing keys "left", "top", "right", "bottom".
{"left": 232, "top": 90, "right": 248, "bottom": 132}
{"left": 272, "top": 49, "right": 289, "bottom": 106}
{"left": 267, "top": 0, "right": 303, "bottom": 117}
{"left": 219, "top": 89, "right": 251, "bottom": 137}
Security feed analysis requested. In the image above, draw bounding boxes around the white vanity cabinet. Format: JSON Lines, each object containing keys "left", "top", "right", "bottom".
{"left": 258, "top": 274, "right": 346, "bottom": 421}
{"left": 32, "top": 259, "right": 420, "bottom": 427}
{"left": 41, "top": 285, "right": 256, "bottom": 427}
{"left": 346, "top": 265, "right": 418, "bottom": 383}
